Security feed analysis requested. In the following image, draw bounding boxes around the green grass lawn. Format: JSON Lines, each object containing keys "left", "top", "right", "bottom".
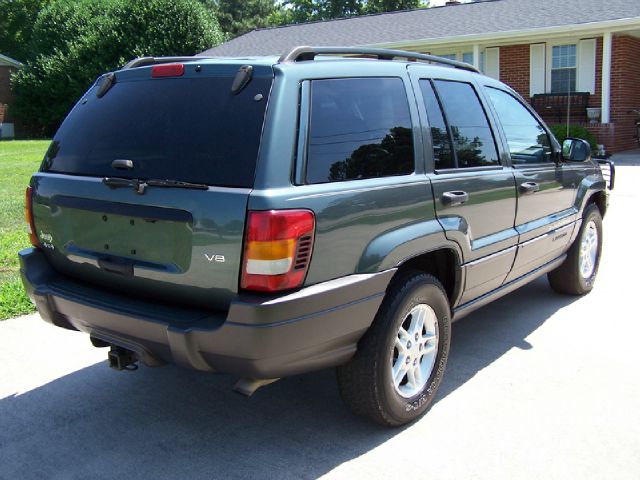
{"left": 0, "top": 140, "right": 50, "bottom": 319}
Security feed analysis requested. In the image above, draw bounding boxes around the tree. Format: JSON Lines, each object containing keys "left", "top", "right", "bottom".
{"left": 328, "top": 127, "right": 413, "bottom": 181}
{"left": 269, "top": 0, "right": 428, "bottom": 26}
{"left": 213, "top": 0, "right": 277, "bottom": 38}
{"left": 272, "top": 0, "right": 362, "bottom": 24}
{"left": 0, "top": 0, "right": 49, "bottom": 62}
{"left": 11, "top": 0, "right": 224, "bottom": 136}
{"left": 365, "top": 0, "right": 428, "bottom": 13}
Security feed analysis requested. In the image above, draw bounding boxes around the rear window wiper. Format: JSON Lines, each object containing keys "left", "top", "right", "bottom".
{"left": 146, "top": 179, "right": 209, "bottom": 190}
{"left": 103, "top": 177, "right": 208, "bottom": 194}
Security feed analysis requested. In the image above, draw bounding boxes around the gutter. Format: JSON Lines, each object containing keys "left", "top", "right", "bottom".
{"left": 0, "top": 53, "right": 24, "bottom": 68}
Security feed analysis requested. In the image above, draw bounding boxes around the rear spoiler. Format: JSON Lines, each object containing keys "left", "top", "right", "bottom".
{"left": 123, "top": 56, "right": 214, "bottom": 69}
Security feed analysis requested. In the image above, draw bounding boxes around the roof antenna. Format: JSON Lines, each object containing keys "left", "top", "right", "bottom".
{"left": 231, "top": 65, "right": 253, "bottom": 95}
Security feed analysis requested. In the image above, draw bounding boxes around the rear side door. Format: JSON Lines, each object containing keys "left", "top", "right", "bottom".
{"left": 482, "top": 86, "right": 580, "bottom": 282}
{"left": 410, "top": 69, "right": 518, "bottom": 306}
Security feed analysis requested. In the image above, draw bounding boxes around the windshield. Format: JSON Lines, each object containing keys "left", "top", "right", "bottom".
{"left": 42, "top": 71, "right": 272, "bottom": 188}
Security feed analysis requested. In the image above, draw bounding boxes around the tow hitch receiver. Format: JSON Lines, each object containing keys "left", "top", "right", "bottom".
{"left": 108, "top": 346, "right": 138, "bottom": 371}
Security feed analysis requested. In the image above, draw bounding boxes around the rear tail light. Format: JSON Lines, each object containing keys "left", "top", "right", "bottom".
{"left": 25, "top": 187, "right": 40, "bottom": 247}
{"left": 241, "top": 210, "right": 315, "bottom": 292}
{"left": 151, "top": 63, "right": 185, "bottom": 78}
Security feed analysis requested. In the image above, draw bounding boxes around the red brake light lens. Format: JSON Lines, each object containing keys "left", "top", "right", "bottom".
{"left": 241, "top": 210, "right": 315, "bottom": 292}
{"left": 151, "top": 63, "right": 185, "bottom": 78}
{"left": 25, "top": 187, "right": 40, "bottom": 247}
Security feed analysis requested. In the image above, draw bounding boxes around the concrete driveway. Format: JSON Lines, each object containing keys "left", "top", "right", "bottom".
{"left": 1, "top": 157, "right": 639, "bottom": 480}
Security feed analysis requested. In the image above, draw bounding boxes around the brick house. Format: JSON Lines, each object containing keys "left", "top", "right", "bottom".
{"left": 0, "top": 53, "right": 23, "bottom": 139}
{"left": 201, "top": 0, "right": 640, "bottom": 153}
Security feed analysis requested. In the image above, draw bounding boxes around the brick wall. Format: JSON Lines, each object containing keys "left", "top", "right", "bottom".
{"left": 498, "top": 39, "right": 604, "bottom": 108}
{"left": 0, "top": 65, "right": 17, "bottom": 123}
{"left": 499, "top": 44, "right": 530, "bottom": 99}
{"left": 585, "top": 123, "right": 615, "bottom": 151}
{"left": 609, "top": 34, "right": 640, "bottom": 152}
{"left": 497, "top": 36, "right": 638, "bottom": 153}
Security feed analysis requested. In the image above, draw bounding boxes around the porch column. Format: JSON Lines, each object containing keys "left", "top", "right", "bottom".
{"left": 601, "top": 32, "right": 612, "bottom": 124}
{"left": 473, "top": 44, "right": 480, "bottom": 70}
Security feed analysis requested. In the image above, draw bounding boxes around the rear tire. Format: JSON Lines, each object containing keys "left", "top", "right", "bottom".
{"left": 548, "top": 203, "right": 602, "bottom": 295}
{"left": 337, "top": 272, "right": 451, "bottom": 426}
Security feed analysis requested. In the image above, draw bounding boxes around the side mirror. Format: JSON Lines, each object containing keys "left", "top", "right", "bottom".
{"left": 562, "top": 138, "right": 591, "bottom": 162}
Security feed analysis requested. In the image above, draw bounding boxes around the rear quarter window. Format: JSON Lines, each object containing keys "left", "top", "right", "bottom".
{"left": 305, "top": 77, "right": 414, "bottom": 184}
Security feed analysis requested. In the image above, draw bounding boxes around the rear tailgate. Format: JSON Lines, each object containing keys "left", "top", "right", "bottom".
{"left": 30, "top": 61, "right": 273, "bottom": 309}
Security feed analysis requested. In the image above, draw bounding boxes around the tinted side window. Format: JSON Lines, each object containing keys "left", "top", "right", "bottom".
{"left": 419, "top": 80, "right": 454, "bottom": 169}
{"left": 306, "top": 78, "right": 414, "bottom": 184}
{"left": 433, "top": 80, "right": 500, "bottom": 168}
{"left": 485, "top": 87, "right": 553, "bottom": 164}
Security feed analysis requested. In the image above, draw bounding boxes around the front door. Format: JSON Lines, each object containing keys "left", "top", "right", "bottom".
{"left": 482, "top": 86, "right": 580, "bottom": 282}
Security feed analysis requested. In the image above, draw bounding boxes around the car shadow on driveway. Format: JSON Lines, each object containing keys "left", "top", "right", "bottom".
{"left": 0, "top": 277, "right": 578, "bottom": 479}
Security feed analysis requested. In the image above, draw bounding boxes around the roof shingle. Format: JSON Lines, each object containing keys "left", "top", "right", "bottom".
{"left": 200, "top": 0, "right": 640, "bottom": 57}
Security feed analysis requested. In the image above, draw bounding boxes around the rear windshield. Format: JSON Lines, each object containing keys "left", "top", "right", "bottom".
{"left": 42, "top": 72, "right": 272, "bottom": 188}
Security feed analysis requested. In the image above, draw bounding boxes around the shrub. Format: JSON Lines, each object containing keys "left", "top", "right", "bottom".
{"left": 549, "top": 124, "right": 598, "bottom": 152}
{"left": 11, "top": 0, "right": 223, "bottom": 136}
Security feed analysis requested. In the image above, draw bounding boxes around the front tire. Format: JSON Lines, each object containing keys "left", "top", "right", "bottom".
{"left": 337, "top": 272, "right": 451, "bottom": 426}
{"left": 548, "top": 203, "right": 603, "bottom": 295}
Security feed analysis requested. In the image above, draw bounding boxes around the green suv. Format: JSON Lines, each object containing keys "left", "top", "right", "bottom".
{"left": 20, "top": 47, "right": 613, "bottom": 426}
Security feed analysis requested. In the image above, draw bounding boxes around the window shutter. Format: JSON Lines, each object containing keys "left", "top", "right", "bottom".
{"left": 577, "top": 38, "right": 596, "bottom": 93}
{"left": 530, "top": 43, "right": 546, "bottom": 96}
{"left": 484, "top": 47, "right": 499, "bottom": 79}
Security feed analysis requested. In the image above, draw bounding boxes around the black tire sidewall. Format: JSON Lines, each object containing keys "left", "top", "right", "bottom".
{"left": 376, "top": 276, "right": 451, "bottom": 424}
{"left": 576, "top": 205, "right": 603, "bottom": 292}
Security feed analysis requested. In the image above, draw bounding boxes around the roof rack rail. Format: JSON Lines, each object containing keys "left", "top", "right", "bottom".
{"left": 278, "top": 46, "right": 480, "bottom": 73}
{"left": 123, "top": 56, "right": 213, "bottom": 70}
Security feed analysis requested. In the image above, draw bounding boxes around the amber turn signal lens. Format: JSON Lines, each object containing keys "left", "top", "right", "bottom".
{"left": 241, "top": 210, "right": 315, "bottom": 292}
{"left": 25, "top": 187, "right": 40, "bottom": 247}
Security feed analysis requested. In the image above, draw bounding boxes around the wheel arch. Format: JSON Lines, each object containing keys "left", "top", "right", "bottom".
{"left": 587, "top": 190, "right": 607, "bottom": 218}
{"left": 575, "top": 171, "right": 608, "bottom": 219}
{"left": 391, "top": 248, "right": 463, "bottom": 309}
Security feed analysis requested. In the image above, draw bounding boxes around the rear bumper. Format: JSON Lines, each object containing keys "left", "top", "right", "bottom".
{"left": 20, "top": 248, "right": 393, "bottom": 378}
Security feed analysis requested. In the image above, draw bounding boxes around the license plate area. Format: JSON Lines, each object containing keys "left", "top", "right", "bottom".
{"left": 50, "top": 197, "right": 193, "bottom": 272}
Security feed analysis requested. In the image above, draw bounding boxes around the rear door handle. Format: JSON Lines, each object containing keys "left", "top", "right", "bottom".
{"left": 519, "top": 181, "right": 540, "bottom": 194}
{"left": 442, "top": 190, "right": 469, "bottom": 206}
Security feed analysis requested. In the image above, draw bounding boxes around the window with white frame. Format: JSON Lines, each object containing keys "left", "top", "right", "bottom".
{"left": 430, "top": 50, "right": 487, "bottom": 74}
{"left": 550, "top": 44, "right": 577, "bottom": 93}
{"left": 434, "top": 52, "right": 474, "bottom": 63}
